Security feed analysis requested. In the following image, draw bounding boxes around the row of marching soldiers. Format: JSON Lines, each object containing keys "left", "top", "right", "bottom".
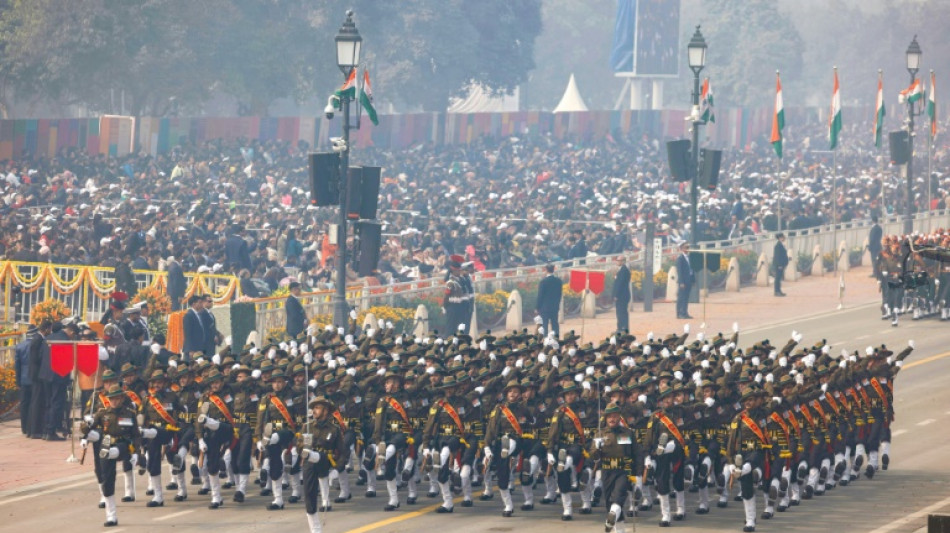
{"left": 78, "top": 320, "right": 911, "bottom": 532}
{"left": 877, "top": 233, "right": 950, "bottom": 326}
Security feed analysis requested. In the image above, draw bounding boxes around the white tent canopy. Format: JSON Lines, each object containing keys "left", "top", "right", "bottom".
{"left": 553, "top": 73, "right": 588, "bottom": 113}
{"left": 447, "top": 84, "right": 520, "bottom": 113}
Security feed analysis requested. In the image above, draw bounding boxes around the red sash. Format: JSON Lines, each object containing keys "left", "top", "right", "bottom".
{"left": 332, "top": 410, "right": 346, "bottom": 429}
{"left": 561, "top": 406, "right": 586, "bottom": 445}
{"left": 740, "top": 413, "right": 770, "bottom": 446}
{"left": 210, "top": 394, "right": 235, "bottom": 425}
{"left": 799, "top": 404, "right": 817, "bottom": 429}
{"left": 126, "top": 390, "right": 142, "bottom": 408}
{"left": 824, "top": 394, "right": 840, "bottom": 416}
{"left": 812, "top": 401, "right": 828, "bottom": 425}
{"left": 655, "top": 412, "right": 686, "bottom": 447}
{"left": 785, "top": 410, "right": 801, "bottom": 439}
{"left": 499, "top": 405, "right": 523, "bottom": 437}
{"left": 386, "top": 397, "right": 411, "bottom": 430}
{"left": 870, "top": 378, "right": 890, "bottom": 413}
{"left": 438, "top": 399, "right": 466, "bottom": 435}
{"left": 849, "top": 389, "right": 863, "bottom": 410}
{"left": 99, "top": 392, "right": 112, "bottom": 409}
{"left": 770, "top": 412, "right": 791, "bottom": 444}
{"left": 270, "top": 396, "right": 297, "bottom": 431}
{"left": 148, "top": 396, "right": 177, "bottom": 426}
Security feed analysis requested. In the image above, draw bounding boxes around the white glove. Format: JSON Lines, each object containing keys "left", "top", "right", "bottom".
{"left": 251, "top": 369, "right": 262, "bottom": 379}
{"left": 719, "top": 346, "right": 729, "bottom": 357}
{"left": 574, "top": 373, "right": 583, "bottom": 383}
{"left": 701, "top": 359, "right": 710, "bottom": 369}
{"left": 344, "top": 334, "right": 354, "bottom": 345}
{"left": 684, "top": 323, "right": 690, "bottom": 334}
{"left": 704, "top": 397, "right": 716, "bottom": 407}
{"left": 795, "top": 373, "right": 804, "bottom": 385}
{"left": 303, "top": 449, "right": 321, "bottom": 463}
{"left": 484, "top": 447, "right": 493, "bottom": 459}
{"left": 697, "top": 332, "right": 705, "bottom": 342}
{"left": 733, "top": 322, "right": 739, "bottom": 333}
{"left": 647, "top": 331, "right": 654, "bottom": 341}
{"left": 643, "top": 345, "right": 652, "bottom": 356}
{"left": 479, "top": 339, "right": 488, "bottom": 351}
{"left": 346, "top": 367, "right": 357, "bottom": 377}
{"left": 607, "top": 365, "right": 617, "bottom": 373}
{"left": 586, "top": 366, "right": 595, "bottom": 376}
{"left": 661, "top": 348, "right": 670, "bottom": 359}
{"left": 673, "top": 370, "right": 683, "bottom": 381}
{"left": 568, "top": 348, "right": 577, "bottom": 357}
{"left": 733, "top": 355, "right": 742, "bottom": 364}
{"left": 267, "top": 348, "right": 276, "bottom": 360}
{"left": 199, "top": 438, "right": 208, "bottom": 452}
{"left": 793, "top": 331, "right": 803, "bottom": 343}
{"left": 212, "top": 354, "right": 221, "bottom": 365}
{"left": 231, "top": 363, "right": 240, "bottom": 371}
{"left": 86, "top": 429, "right": 100, "bottom": 442}
{"left": 593, "top": 438, "right": 604, "bottom": 449}
{"left": 538, "top": 326, "right": 545, "bottom": 335}
{"left": 367, "top": 328, "right": 376, "bottom": 338}
{"left": 821, "top": 383, "right": 828, "bottom": 392}
{"left": 300, "top": 344, "right": 308, "bottom": 353}
{"left": 395, "top": 336, "right": 403, "bottom": 346}
{"left": 328, "top": 360, "right": 338, "bottom": 370}
{"left": 98, "top": 346, "right": 109, "bottom": 361}
{"left": 604, "top": 386, "right": 612, "bottom": 393}
{"left": 896, "top": 360, "right": 903, "bottom": 368}
{"left": 754, "top": 373, "right": 762, "bottom": 384}
{"left": 308, "top": 379, "right": 317, "bottom": 389}
{"left": 349, "top": 309, "right": 358, "bottom": 320}
{"left": 168, "top": 359, "right": 178, "bottom": 368}
{"left": 849, "top": 355, "right": 857, "bottom": 363}
{"left": 701, "top": 344, "right": 710, "bottom": 354}
{"left": 551, "top": 355, "right": 559, "bottom": 368}
{"left": 768, "top": 350, "right": 778, "bottom": 360}
{"left": 779, "top": 356, "right": 787, "bottom": 368}
{"left": 610, "top": 335, "right": 617, "bottom": 345}
{"left": 458, "top": 323, "right": 466, "bottom": 332}
{"left": 474, "top": 386, "right": 485, "bottom": 395}
{"left": 337, "top": 327, "right": 344, "bottom": 335}
{"left": 250, "top": 347, "right": 259, "bottom": 355}
{"left": 392, "top": 353, "right": 400, "bottom": 363}
{"left": 582, "top": 381, "right": 591, "bottom": 390}
{"left": 638, "top": 394, "right": 647, "bottom": 404}
{"left": 751, "top": 356, "right": 760, "bottom": 367}
{"left": 822, "top": 345, "right": 830, "bottom": 355}
{"left": 538, "top": 353, "right": 547, "bottom": 364}
{"left": 502, "top": 366, "right": 512, "bottom": 377}
{"left": 772, "top": 396, "right": 782, "bottom": 404}
{"left": 225, "top": 335, "right": 233, "bottom": 347}
{"left": 376, "top": 368, "right": 386, "bottom": 376}
{"left": 269, "top": 433, "right": 280, "bottom": 445}
{"left": 304, "top": 353, "right": 313, "bottom": 365}
{"left": 279, "top": 342, "right": 289, "bottom": 351}
{"left": 80, "top": 438, "right": 88, "bottom": 448}
{"left": 489, "top": 352, "right": 497, "bottom": 361}
{"left": 534, "top": 315, "right": 543, "bottom": 325}
{"left": 765, "top": 373, "right": 773, "bottom": 383}
{"left": 257, "top": 440, "right": 265, "bottom": 452}
{"left": 516, "top": 359, "right": 524, "bottom": 369}
{"left": 106, "top": 447, "right": 119, "bottom": 460}
{"left": 547, "top": 453, "right": 556, "bottom": 465}
{"left": 838, "top": 360, "right": 847, "bottom": 369}
{"left": 866, "top": 346, "right": 874, "bottom": 357}
{"left": 150, "top": 343, "right": 161, "bottom": 355}
{"left": 722, "top": 361, "right": 731, "bottom": 373}
{"left": 141, "top": 427, "right": 158, "bottom": 439}
{"left": 908, "top": 339, "right": 915, "bottom": 349}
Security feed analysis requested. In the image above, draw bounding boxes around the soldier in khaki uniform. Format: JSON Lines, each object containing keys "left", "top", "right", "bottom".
{"left": 196, "top": 369, "right": 234, "bottom": 509}
{"left": 300, "top": 395, "right": 345, "bottom": 533}
{"left": 256, "top": 369, "right": 298, "bottom": 510}
{"left": 592, "top": 402, "right": 640, "bottom": 533}
{"left": 140, "top": 370, "right": 184, "bottom": 508}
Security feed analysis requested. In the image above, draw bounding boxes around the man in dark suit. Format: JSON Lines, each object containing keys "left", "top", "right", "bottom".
{"left": 613, "top": 257, "right": 632, "bottom": 332}
{"left": 26, "top": 320, "right": 52, "bottom": 439}
{"left": 225, "top": 224, "right": 252, "bottom": 272}
{"left": 285, "top": 281, "right": 307, "bottom": 339}
{"left": 14, "top": 325, "right": 38, "bottom": 435}
{"left": 200, "top": 294, "right": 221, "bottom": 357}
{"left": 773, "top": 233, "right": 789, "bottom": 297}
{"left": 166, "top": 256, "right": 186, "bottom": 310}
{"left": 182, "top": 295, "right": 205, "bottom": 361}
{"left": 536, "top": 264, "right": 562, "bottom": 338}
{"left": 675, "top": 242, "right": 694, "bottom": 319}
{"left": 868, "top": 214, "right": 883, "bottom": 278}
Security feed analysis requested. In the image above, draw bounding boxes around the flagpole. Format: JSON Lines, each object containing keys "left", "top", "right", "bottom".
{"left": 879, "top": 69, "right": 887, "bottom": 218}
{"left": 928, "top": 69, "right": 934, "bottom": 217}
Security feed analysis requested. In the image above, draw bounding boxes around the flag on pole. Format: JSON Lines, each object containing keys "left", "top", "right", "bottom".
{"left": 829, "top": 68, "right": 842, "bottom": 150}
{"left": 359, "top": 69, "right": 379, "bottom": 126}
{"left": 874, "top": 72, "right": 886, "bottom": 148}
{"left": 334, "top": 69, "right": 357, "bottom": 101}
{"left": 929, "top": 71, "right": 937, "bottom": 139}
{"left": 700, "top": 78, "right": 715, "bottom": 123}
{"left": 900, "top": 78, "right": 923, "bottom": 104}
{"left": 770, "top": 72, "right": 784, "bottom": 159}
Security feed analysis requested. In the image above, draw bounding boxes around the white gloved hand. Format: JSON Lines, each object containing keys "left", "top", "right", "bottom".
{"left": 896, "top": 360, "right": 903, "bottom": 368}
{"left": 754, "top": 373, "right": 762, "bottom": 384}
{"left": 795, "top": 373, "right": 804, "bottom": 385}
{"left": 772, "top": 396, "right": 782, "bottom": 404}
{"left": 269, "top": 433, "right": 280, "bottom": 445}
{"left": 86, "top": 429, "right": 100, "bottom": 442}
{"left": 673, "top": 370, "right": 683, "bottom": 381}
{"left": 582, "top": 381, "right": 591, "bottom": 390}
{"left": 547, "top": 453, "right": 556, "bottom": 465}
{"left": 251, "top": 369, "right": 261, "bottom": 379}
{"left": 586, "top": 366, "right": 595, "bottom": 375}
{"left": 346, "top": 367, "right": 357, "bottom": 377}
{"left": 337, "top": 327, "right": 344, "bottom": 335}
{"left": 701, "top": 359, "right": 710, "bottom": 369}
{"left": 551, "top": 355, "right": 559, "bottom": 368}
{"left": 779, "top": 356, "right": 788, "bottom": 368}
{"left": 376, "top": 368, "right": 386, "bottom": 376}
{"left": 647, "top": 331, "right": 654, "bottom": 341}
{"left": 367, "top": 328, "right": 376, "bottom": 338}
{"left": 701, "top": 344, "right": 710, "bottom": 354}
{"left": 643, "top": 345, "right": 652, "bottom": 356}
{"left": 908, "top": 339, "right": 915, "bottom": 349}
{"left": 866, "top": 346, "right": 874, "bottom": 357}
{"left": 349, "top": 309, "right": 358, "bottom": 320}
{"left": 704, "top": 397, "right": 715, "bottom": 407}
{"left": 733, "top": 322, "right": 739, "bottom": 333}
{"left": 303, "top": 449, "right": 321, "bottom": 463}
{"left": 850, "top": 354, "right": 857, "bottom": 363}
{"left": 168, "top": 359, "right": 178, "bottom": 368}
{"left": 538, "top": 326, "right": 545, "bottom": 335}
{"left": 304, "top": 353, "right": 313, "bottom": 365}
{"left": 199, "top": 438, "right": 208, "bottom": 452}
{"left": 474, "top": 386, "right": 485, "bottom": 395}
{"left": 484, "top": 447, "right": 493, "bottom": 459}
{"left": 684, "top": 324, "right": 690, "bottom": 334}
{"left": 257, "top": 440, "right": 265, "bottom": 452}
{"left": 638, "top": 394, "right": 647, "bottom": 404}
{"left": 765, "top": 373, "right": 773, "bottom": 383}
{"left": 308, "top": 379, "right": 317, "bottom": 389}
{"left": 392, "top": 353, "right": 400, "bottom": 363}
{"left": 150, "top": 343, "right": 161, "bottom": 355}
{"left": 610, "top": 335, "right": 617, "bottom": 345}
{"left": 734, "top": 355, "right": 742, "bottom": 364}
{"left": 538, "top": 353, "right": 547, "bottom": 364}
{"left": 604, "top": 386, "right": 612, "bottom": 393}
{"left": 489, "top": 352, "right": 497, "bottom": 361}
{"left": 574, "top": 373, "right": 583, "bottom": 383}
{"left": 568, "top": 348, "right": 577, "bottom": 357}
{"left": 479, "top": 339, "right": 488, "bottom": 351}
{"left": 793, "top": 331, "right": 803, "bottom": 343}
{"left": 502, "top": 367, "right": 511, "bottom": 377}
{"left": 839, "top": 360, "right": 847, "bottom": 369}
{"left": 821, "top": 383, "right": 828, "bottom": 392}
{"left": 768, "top": 350, "right": 778, "bottom": 360}
{"left": 141, "top": 427, "right": 158, "bottom": 439}
{"left": 328, "top": 360, "right": 338, "bottom": 370}
{"left": 722, "top": 361, "right": 731, "bottom": 373}
{"left": 212, "top": 354, "right": 221, "bottom": 365}
{"left": 697, "top": 332, "right": 705, "bottom": 342}
{"left": 751, "top": 356, "right": 760, "bottom": 367}
{"left": 593, "top": 438, "right": 604, "bottom": 449}
{"left": 267, "top": 348, "right": 276, "bottom": 360}
{"left": 822, "top": 345, "right": 830, "bottom": 355}
{"left": 395, "top": 336, "right": 403, "bottom": 346}
{"left": 80, "top": 438, "right": 88, "bottom": 448}
{"left": 231, "top": 363, "right": 240, "bottom": 371}
{"left": 344, "top": 334, "right": 354, "bottom": 345}
{"left": 661, "top": 348, "right": 670, "bottom": 359}
{"left": 205, "top": 417, "right": 220, "bottom": 431}
{"left": 98, "top": 346, "right": 109, "bottom": 361}
{"left": 516, "top": 359, "right": 524, "bottom": 369}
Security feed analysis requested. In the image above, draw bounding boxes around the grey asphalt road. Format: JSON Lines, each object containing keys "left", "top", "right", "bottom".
{"left": 3, "top": 303, "right": 949, "bottom": 533}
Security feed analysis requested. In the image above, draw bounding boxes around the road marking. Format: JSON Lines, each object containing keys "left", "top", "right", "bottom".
{"left": 343, "top": 496, "right": 464, "bottom": 533}
{"left": 903, "top": 350, "right": 950, "bottom": 370}
{"left": 855, "top": 334, "right": 871, "bottom": 340}
{"left": 155, "top": 510, "right": 194, "bottom": 521}
{"left": 0, "top": 478, "right": 91, "bottom": 506}
{"left": 916, "top": 419, "right": 935, "bottom": 426}
{"left": 892, "top": 429, "right": 908, "bottom": 437}
{"left": 868, "top": 493, "right": 950, "bottom": 533}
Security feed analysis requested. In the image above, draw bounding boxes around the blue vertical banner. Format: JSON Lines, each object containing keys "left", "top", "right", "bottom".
{"left": 610, "top": 0, "right": 636, "bottom": 72}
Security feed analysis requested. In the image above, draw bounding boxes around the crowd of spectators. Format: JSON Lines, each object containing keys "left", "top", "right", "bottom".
{"left": 0, "top": 116, "right": 946, "bottom": 299}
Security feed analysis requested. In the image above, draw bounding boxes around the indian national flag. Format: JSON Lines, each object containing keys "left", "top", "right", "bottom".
{"left": 929, "top": 71, "right": 937, "bottom": 139}
{"left": 770, "top": 73, "right": 784, "bottom": 159}
{"left": 874, "top": 73, "right": 885, "bottom": 148}
{"left": 334, "top": 69, "right": 357, "bottom": 101}
{"left": 360, "top": 69, "right": 379, "bottom": 126}
{"left": 829, "top": 69, "right": 842, "bottom": 150}
{"left": 700, "top": 78, "right": 715, "bottom": 123}
{"left": 901, "top": 78, "right": 923, "bottom": 104}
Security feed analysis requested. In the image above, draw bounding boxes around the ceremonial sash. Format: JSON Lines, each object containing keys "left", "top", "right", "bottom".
{"left": 812, "top": 401, "right": 828, "bottom": 424}
{"left": 799, "top": 404, "right": 817, "bottom": 429}
{"left": 770, "top": 412, "right": 791, "bottom": 444}
{"left": 825, "top": 394, "right": 840, "bottom": 416}
{"left": 561, "top": 406, "right": 586, "bottom": 445}
{"left": 740, "top": 413, "right": 770, "bottom": 446}
{"left": 99, "top": 392, "right": 112, "bottom": 409}
{"left": 849, "top": 389, "right": 863, "bottom": 410}
{"left": 386, "top": 397, "right": 411, "bottom": 430}
{"left": 499, "top": 405, "right": 523, "bottom": 437}
{"left": 148, "top": 396, "right": 176, "bottom": 426}
{"left": 870, "top": 378, "right": 890, "bottom": 413}
{"left": 126, "top": 390, "right": 142, "bottom": 408}
{"left": 270, "top": 396, "right": 297, "bottom": 431}
{"left": 655, "top": 412, "right": 686, "bottom": 447}
{"left": 210, "top": 394, "right": 235, "bottom": 425}
{"left": 858, "top": 386, "right": 871, "bottom": 406}
{"left": 438, "top": 400, "right": 466, "bottom": 435}
{"left": 785, "top": 410, "right": 801, "bottom": 439}
{"left": 333, "top": 410, "right": 346, "bottom": 429}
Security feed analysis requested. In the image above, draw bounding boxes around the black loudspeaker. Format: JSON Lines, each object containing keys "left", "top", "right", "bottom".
{"left": 308, "top": 152, "right": 340, "bottom": 206}
{"left": 358, "top": 166, "right": 381, "bottom": 220}
{"left": 345, "top": 166, "right": 363, "bottom": 220}
{"left": 689, "top": 251, "right": 721, "bottom": 273}
{"left": 699, "top": 148, "right": 723, "bottom": 190}
{"left": 889, "top": 131, "right": 911, "bottom": 164}
{"left": 666, "top": 139, "right": 692, "bottom": 182}
{"left": 356, "top": 221, "right": 382, "bottom": 276}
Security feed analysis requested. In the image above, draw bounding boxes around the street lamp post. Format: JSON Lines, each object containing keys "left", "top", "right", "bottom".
{"left": 904, "top": 36, "right": 922, "bottom": 235}
{"left": 687, "top": 25, "right": 707, "bottom": 246}
{"left": 332, "top": 10, "right": 362, "bottom": 329}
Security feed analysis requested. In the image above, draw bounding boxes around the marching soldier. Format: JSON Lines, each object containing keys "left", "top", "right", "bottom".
{"left": 300, "top": 395, "right": 345, "bottom": 533}
{"left": 483, "top": 379, "right": 532, "bottom": 517}
{"left": 196, "top": 369, "right": 234, "bottom": 509}
{"left": 546, "top": 383, "right": 589, "bottom": 520}
{"left": 372, "top": 370, "right": 414, "bottom": 511}
{"left": 644, "top": 385, "right": 689, "bottom": 526}
{"left": 140, "top": 370, "right": 184, "bottom": 508}
{"left": 256, "top": 369, "right": 298, "bottom": 510}
{"left": 422, "top": 374, "right": 470, "bottom": 513}
{"left": 230, "top": 364, "right": 260, "bottom": 503}
{"left": 726, "top": 386, "right": 771, "bottom": 533}
{"left": 593, "top": 402, "right": 640, "bottom": 533}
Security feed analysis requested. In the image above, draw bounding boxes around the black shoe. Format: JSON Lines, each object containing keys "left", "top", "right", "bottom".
{"left": 384, "top": 503, "right": 400, "bottom": 511}
{"left": 30, "top": 434, "right": 43, "bottom": 439}
{"left": 882, "top": 454, "right": 889, "bottom": 470}
{"left": 146, "top": 500, "right": 164, "bottom": 507}
{"left": 260, "top": 488, "right": 272, "bottom": 497}
{"left": 266, "top": 503, "right": 284, "bottom": 510}
{"left": 288, "top": 495, "right": 300, "bottom": 504}
{"left": 98, "top": 502, "right": 106, "bottom": 509}
{"left": 365, "top": 490, "right": 376, "bottom": 498}
{"left": 174, "top": 494, "right": 187, "bottom": 502}
{"left": 639, "top": 503, "right": 653, "bottom": 511}
{"left": 197, "top": 488, "right": 210, "bottom": 496}
{"left": 775, "top": 292, "right": 786, "bottom": 297}
{"left": 436, "top": 506, "right": 453, "bottom": 513}
{"left": 762, "top": 511, "right": 773, "bottom": 519}
{"left": 44, "top": 434, "right": 65, "bottom": 441}
{"left": 166, "top": 482, "right": 178, "bottom": 490}
{"left": 479, "top": 493, "right": 493, "bottom": 501}
{"left": 190, "top": 464, "right": 200, "bottom": 478}
{"left": 145, "top": 489, "right": 154, "bottom": 496}
{"left": 790, "top": 499, "right": 801, "bottom": 506}
{"left": 803, "top": 486, "right": 813, "bottom": 499}
{"left": 561, "top": 514, "right": 572, "bottom": 521}
{"left": 406, "top": 496, "right": 417, "bottom": 505}
{"left": 542, "top": 497, "right": 556, "bottom": 504}
{"left": 121, "top": 496, "right": 135, "bottom": 502}
{"left": 659, "top": 520, "right": 671, "bottom": 527}
{"left": 233, "top": 491, "right": 245, "bottom": 502}
{"left": 222, "top": 482, "right": 234, "bottom": 489}
{"left": 319, "top": 505, "right": 331, "bottom": 512}
{"left": 865, "top": 465, "right": 875, "bottom": 479}
{"left": 580, "top": 507, "right": 592, "bottom": 515}
{"left": 673, "top": 513, "right": 684, "bottom": 520}
{"left": 521, "top": 504, "right": 534, "bottom": 511}
{"left": 190, "top": 478, "right": 202, "bottom": 486}
{"left": 503, "top": 510, "right": 513, "bottom": 517}
{"left": 218, "top": 472, "right": 227, "bottom": 479}
{"left": 778, "top": 504, "right": 787, "bottom": 512}
{"left": 461, "top": 499, "right": 473, "bottom": 507}
{"left": 716, "top": 500, "right": 728, "bottom": 508}
{"left": 626, "top": 509, "right": 636, "bottom": 518}
{"left": 743, "top": 526, "right": 755, "bottom": 532}
{"left": 282, "top": 483, "right": 289, "bottom": 490}
{"left": 696, "top": 507, "right": 709, "bottom": 514}
{"left": 104, "top": 520, "right": 118, "bottom": 527}
{"left": 209, "top": 501, "right": 221, "bottom": 509}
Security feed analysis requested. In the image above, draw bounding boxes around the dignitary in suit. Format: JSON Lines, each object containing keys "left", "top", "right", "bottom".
{"left": 675, "top": 242, "right": 695, "bottom": 319}
{"left": 285, "top": 282, "right": 307, "bottom": 339}
{"left": 613, "top": 257, "right": 632, "bottom": 331}
{"left": 182, "top": 295, "right": 205, "bottom": 361}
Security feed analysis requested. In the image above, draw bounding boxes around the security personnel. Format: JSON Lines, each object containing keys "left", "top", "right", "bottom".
{"left": 443, "top": 255, "right": 468, "bottom": 335}
{"left": 484, "top": 379, "right": 531, "bottom": 517}
{"left": 372, "top": 370, "right": 414, "bottom": 511}
{"left": 726, "top": 386, "right": 771, "bottom": 533}
{"left": 256, "top": 369, "right": 298, "bottom": 510}
{"left": 81, "top": 384, "right": 142, "bottom": 527}
{"left": 593, "top": 402, "right": 640, "bottom": 533}
{"left": 140, "top": 370, "right": 184, "bottom": 508}
{"left": 196, "top": 369, "right": 234, "bottom": 509}
{"left": 300, "top": 395, "right": 345, "bottom": 533}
